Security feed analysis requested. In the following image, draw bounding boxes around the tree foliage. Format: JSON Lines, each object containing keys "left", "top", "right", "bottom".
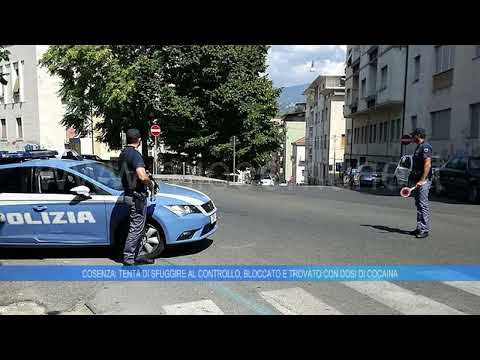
{"left": 40, "top": 45, "right": 282, "bottom": 170}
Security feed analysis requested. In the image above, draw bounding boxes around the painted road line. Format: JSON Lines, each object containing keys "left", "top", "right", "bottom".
{"left": 259, "top": 287, "right": 343, "bottom": 315}
{"left": 343, "top": 281, "right": 465, "bottom": 315}
{"left": 444, "top": 281, "right": 480, "bottom": 297}
{"left": 162, "top": 300, "right": 224, "bottom": 315}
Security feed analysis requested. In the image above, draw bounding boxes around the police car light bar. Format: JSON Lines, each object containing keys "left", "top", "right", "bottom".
{"left": 0, "top": 150, "right": 58, "bottom": 163}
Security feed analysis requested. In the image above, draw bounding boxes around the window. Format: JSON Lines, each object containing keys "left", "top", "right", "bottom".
{"left": 34, "top": 167, "right": 106, "bottom": 195}
{"left": 435, "top": 45, "right": 455, "bottom": 74}
{"left": 16, "top": 117, "right": 23, "bottom": 139}
{"left": 445, "top": 158, "right": 458, "bottom": 169}
{"left": 1, "top": 119, "right": 6, "bottom": 140}
{"left": 346, "top": 88, "right": 351, "bottom": 104}
{"left": 396, "top": 119, "right": 401, "bottom": 140}
{"left": 470, "top": 103, "right": 480, "bottom": 139}
{"left": 379, "top": 123, "right": 383, "bottom": 143}
{"left": 373, "top": 124, "right": 377, "bottom": 143}
{"left": 411, "top": 115, "right": 418, "bottom": 132}
{"left": 431, "top": 109, "right": 451, "bottom": 140}
{"left": 13, "top": 63, "right": 20, "bottom": 95}
{"left": 383, "top": 121, "right": 388, "bottom": 143}
{"left": 414, "top": 55, "right": 420, "bottom": 82}
{"left": 403, "top": 157, "right": 412, "bottom": 169}
{"left": 0, "top": 168, "right": 32, "bottom": 193}
{"left": 380, "top": 66, "right": 388, "bottom": 90}
{"left": 390, "top": 119, "right": 395, "bottom": 141}
{"left": 324, "top": 134, "right": 327, "bottom": 149}
{"left": 361, "top": 79, "right": 366, "bottom": 98}
{"left": 0, "top": 65, "right": 4, "bottom": 99}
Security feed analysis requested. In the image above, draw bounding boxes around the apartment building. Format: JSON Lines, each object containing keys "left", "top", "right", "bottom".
{"left": 304, "top": 75, "right": 346, "bottom": 185}
{"left": 403, "top": 45, "right": 480, "bottom": 159}
{"left": 344, "top": 45, "right": 480, "bottom": 170}
{"left": 343, "top": 45, "right": 407, "bottom": 171}
{"left": 0, "top": 45, "right": 119, "bottom": 159}
{"left": 291, "top": 136, "right": 305, "bottom": 184}
{"left": 0, "top": 45, "right": 68, "bottom": 153}
{"left": 280, "top": 108, "right": 306, "bottom": 183}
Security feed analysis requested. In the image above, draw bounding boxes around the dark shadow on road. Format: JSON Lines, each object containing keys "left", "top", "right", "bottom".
{"left": 160, "top": 239, "right": 214, "bottom": 258}
{"left": 0, "top": 239, "right": 214, "bottom": 263}
{"left": 361, "top": 224, "right": 412, "bottom": 235}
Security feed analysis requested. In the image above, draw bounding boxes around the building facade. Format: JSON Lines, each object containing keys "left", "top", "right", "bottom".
{"left": 291, "top": 136, "right": 305, "bottom": 184}
{"left": 0, "top": 45, "right": 68, "bottom": 153}
{"left": 0, "top": 45, "right": 120, "bottom": 159}
{"left": 343, "top": 45, "right": 407, "bottom": 171}
{"left": 281, "top": 110, "right": 306, "bottom": 183}
{"left": 344, "top": 45, "right": 480, "bottom": 170}
{"left": 304, "top": 75, "right": 346, "bottom": 185}
{"left": 403, "top": 45, "right": 480, "bottom": 159}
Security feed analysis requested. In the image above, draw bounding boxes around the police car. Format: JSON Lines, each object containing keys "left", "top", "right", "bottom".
{"left": 0, "top": 150, "right": 218, "bottom": 258}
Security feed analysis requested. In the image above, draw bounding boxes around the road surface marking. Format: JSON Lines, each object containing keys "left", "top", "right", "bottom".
{"left": 162, "top": 300, "right": 224, "bottom": 315}
{"left": 444, "top": 281, "right": 480, "bottom": 297}
{"left": 259, "top": 287, "right": 342, "bottom": 315}
{"left": 343, "top": 281, "right": 465, "bottom": 315}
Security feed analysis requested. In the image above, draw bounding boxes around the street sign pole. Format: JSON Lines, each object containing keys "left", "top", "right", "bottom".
{"left": 154, "top": 135, "right": 158, "bottom": 175}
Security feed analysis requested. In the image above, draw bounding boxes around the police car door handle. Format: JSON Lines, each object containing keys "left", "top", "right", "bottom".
{"left": 33, "top": 205, "right": 48, "bottom": 212}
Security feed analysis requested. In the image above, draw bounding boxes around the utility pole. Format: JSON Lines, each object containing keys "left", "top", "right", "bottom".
{"left": 400, "top": 45, "right": 409, "bottom": 158}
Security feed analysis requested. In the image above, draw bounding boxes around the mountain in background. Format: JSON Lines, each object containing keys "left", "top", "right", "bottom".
{"left": 276, "top": 83, "right": 308, "bottom": 115}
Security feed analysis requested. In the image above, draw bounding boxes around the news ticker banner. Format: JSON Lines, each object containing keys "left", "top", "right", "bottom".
{"left": 1, "top": 265, "right": 480, "bottom": 281}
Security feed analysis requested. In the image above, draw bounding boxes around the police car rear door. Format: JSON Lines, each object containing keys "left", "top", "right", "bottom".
{"left": 31, "top": 166, "right": 108, "bottom": 245}
{"left": 0, "top": 166, "right": 38, "bottom": 244}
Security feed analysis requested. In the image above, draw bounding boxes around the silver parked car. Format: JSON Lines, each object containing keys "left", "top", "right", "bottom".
{"left": 353, "top": 165, "right": 381, "bottom": 187}
{"left": 393, "top": 155, "right": 445, "bottom": 189}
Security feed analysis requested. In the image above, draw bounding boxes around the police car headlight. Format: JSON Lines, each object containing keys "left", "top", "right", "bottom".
{"left": 164, "top": 205, "right": 201, "bottom": 216}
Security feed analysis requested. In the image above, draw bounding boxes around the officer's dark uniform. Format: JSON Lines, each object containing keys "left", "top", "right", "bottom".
{"left": 118, "top": 141, "right": 149, "bottom": 263}
{"left": 411, "top": 130, "right": 433, "bottom": 235}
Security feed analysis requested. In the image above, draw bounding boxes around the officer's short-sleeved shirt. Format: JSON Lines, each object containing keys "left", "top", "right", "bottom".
{"left": 118, "top": 146, "right": 147, "bottom": 194}
{"left": 412, "top": 142, "right": 433, "bottom": 180}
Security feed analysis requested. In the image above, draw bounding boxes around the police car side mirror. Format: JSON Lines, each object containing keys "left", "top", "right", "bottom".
{"left": 70, "top": 185, "right": 91, "bottom": 198}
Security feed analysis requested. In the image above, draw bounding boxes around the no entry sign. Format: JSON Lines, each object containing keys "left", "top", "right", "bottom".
{"left": 401, "top": 134, "right": 412, "bottom": 145}
{"left": 150, "top": 124, "right": 161, "bottom": 137}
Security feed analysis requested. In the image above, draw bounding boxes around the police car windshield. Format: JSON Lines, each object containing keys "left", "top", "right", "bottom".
{"left": 71, "top": 163, "right": 123, "bottom": 191}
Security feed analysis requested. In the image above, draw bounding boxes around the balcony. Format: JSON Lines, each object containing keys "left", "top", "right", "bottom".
{"left": 433, "top": 69, "right": 454, "bottom": 92}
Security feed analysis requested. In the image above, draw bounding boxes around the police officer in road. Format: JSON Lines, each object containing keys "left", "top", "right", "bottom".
{"left": 410, "top": 128, "right": 433, "bottom": 239}
{"left": 118, "top": 129, "right": 156, "bottom": 265}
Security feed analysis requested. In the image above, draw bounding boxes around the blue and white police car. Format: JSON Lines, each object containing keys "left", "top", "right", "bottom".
{"left": 0, "top": 150, "right": 218, "bottom": 258}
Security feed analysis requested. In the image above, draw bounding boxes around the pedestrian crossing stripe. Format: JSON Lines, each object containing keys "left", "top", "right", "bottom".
{"left": 159, "top": 282, "right": 480, "bottom": 315}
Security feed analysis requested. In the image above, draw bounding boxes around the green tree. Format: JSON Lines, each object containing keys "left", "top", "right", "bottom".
{"left": 150, "top": 45, "right": 282, "bottom": 172}
{"left": 40, "top": 45, "right": 282, "bottom": 173}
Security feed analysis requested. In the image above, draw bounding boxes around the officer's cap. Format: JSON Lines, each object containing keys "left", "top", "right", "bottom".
{"left": 410, "top": 128, "right": 426, "bottom": 137}
{"left": 126, "top": 129, "right": 141, "bottom": 142}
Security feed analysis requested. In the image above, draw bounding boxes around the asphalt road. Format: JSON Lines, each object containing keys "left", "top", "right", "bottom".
{"left": 1, "top": 184, "right": 480, "bottom": 315}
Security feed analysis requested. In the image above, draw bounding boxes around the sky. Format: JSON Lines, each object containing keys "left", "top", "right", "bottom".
{"left": 266, "top": 45, "right": 347, "bottom": 88}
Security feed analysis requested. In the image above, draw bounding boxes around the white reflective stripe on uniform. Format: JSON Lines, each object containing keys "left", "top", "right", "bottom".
{"left": 444, "top": 282, "right": 480, "bottom": 297}
{"left": 259, "top": 287, "right": 342, "bottom": 315}
{"left": 343, "top": 281, "right": 465, "bottom": 315}
{"left": 162, "top": 300, "right": 224, "bottom": 315}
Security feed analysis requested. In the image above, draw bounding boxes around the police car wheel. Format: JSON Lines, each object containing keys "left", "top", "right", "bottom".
{"left": 142, "top": 223, "right": 165, "bottom": 259}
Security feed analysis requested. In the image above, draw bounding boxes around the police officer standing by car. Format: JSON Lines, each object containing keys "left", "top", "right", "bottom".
{"left": 119, "top": 129, "right": 156, "bottom": 265}
{"left": 410, "top": 128, "right": 433, "bottom": 239}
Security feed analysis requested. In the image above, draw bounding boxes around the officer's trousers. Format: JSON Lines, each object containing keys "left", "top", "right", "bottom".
{"left": 414, "top": 180, "right": 431, "bottom": 234}
{"left": 123, "top": 196, "right": 147, "bottom": 262}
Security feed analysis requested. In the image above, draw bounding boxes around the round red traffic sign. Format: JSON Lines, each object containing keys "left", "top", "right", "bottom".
{"left": 150, "top": 124, "right": 161, "bottom": 137}
{"left": 401, "top": 134, "right": 412, "bottom": 145}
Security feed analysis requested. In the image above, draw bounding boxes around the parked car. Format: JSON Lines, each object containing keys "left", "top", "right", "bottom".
{"left": 380, "top": 162, "right": 399, "bottom": 190}
{"left": 393, "top": 155, "right": 445, "bottom": 189}
{"left": 260, "top": 174, "right": 275, "bottom": 186}
{"left": 353, "top": 165, "right": 381, "bottom": 187}
{"left": 433, "top": 156, "right": 480, "bottom": 203}
{"left": 343, "top": 167, "right": 358, "bottom": 187}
